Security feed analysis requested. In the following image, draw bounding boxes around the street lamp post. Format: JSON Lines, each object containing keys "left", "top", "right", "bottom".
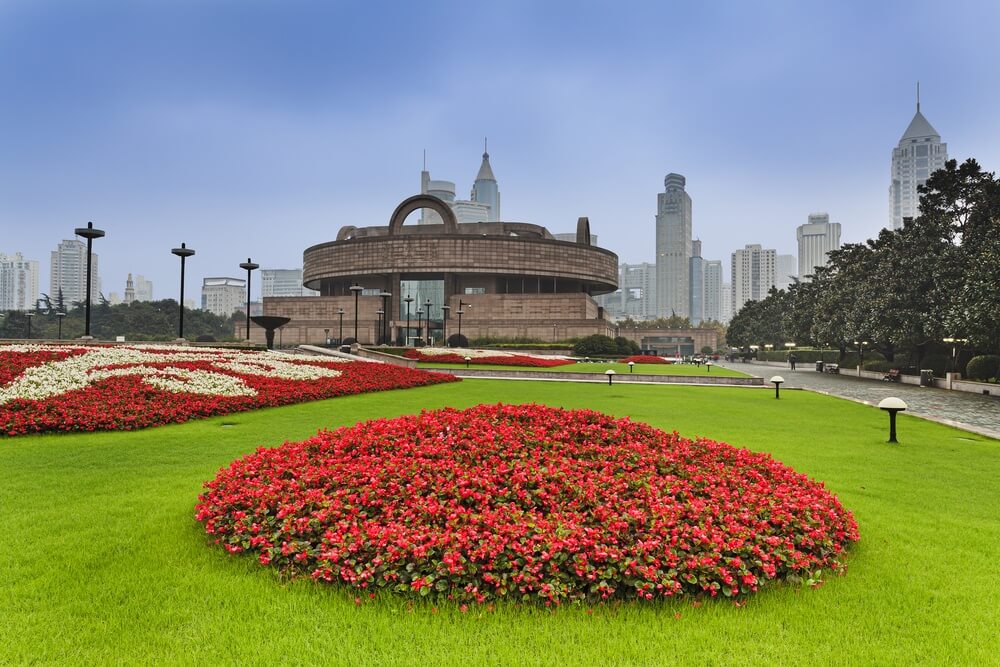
{"left": 25, "top": 312, "right": 33, "bottom": 339}
{"left": 337, "top": 308, "right": 345, "bottom": 344}
{"left": 57, "top": 312, "right": 66, "bottom": 340}
{"left": 238, "top": 258, "right": 259, "bottom": 342}
{"left": 376, "top": 309, "right": 385, "bottom": 345}
{"left": 424, "top": 298, "right": 432, "bottom": 345}
{"left": 456, "top": 308, "right": 464, "bottom": 340}
{"left": 441, "top": 304, "right": 451, "bottom": 345}
{"left": 324, "top": 328, "right": 330, "bottom": 345}
{"left": 404, "top": 295, "right": 413, "bottom": 346}
{"left": 349, "top": 284, "right": 364, "bottom": 343}
{"left": 74, "top": 221, "right": 105, "bottom": 339}
{"left": 943, "top": 337, "right": 968, "bottom": 373}
{"left": 379, "top": 291, "right": 392, "bottom": 344}
{"left": 416, "top": 309, "right": 423, "bottom": 347}
{"left": 171, "top": 243, "right": 195, "bottom": 340}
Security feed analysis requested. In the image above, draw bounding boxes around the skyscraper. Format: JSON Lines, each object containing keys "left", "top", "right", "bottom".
{"left": 470, "top": 141, "right": 500, "bottom": 221}
{"left": 655, "top": 173, "right": 692, "bottom": 318}
{"left": 796, "top": 213, "right": 841, "bottom": 280}
{"left": 775, "top": 254, "right": 797, "bottom": 291}
{"left": 133, "top": 275, "right": 153, "bottom": 302}
{"left": 50, "top": 239, "right": 100, "bottom": 306}
{"left": 889, "top": 88, "right": 948, "bottom": 230}
{"left": 703, "top": 260, "right": 723, "bottom": 323}
{"left": 0, "top": 252, "right": 39, "bottom": 311}
{"left": 688, "top": 239, "right": 704, "bottom": 325}
{"left": 731, "top": 244, "right": 776, "bottom": 316}
{"left": 419, "top": 147, "right": 499, "bottom": 224}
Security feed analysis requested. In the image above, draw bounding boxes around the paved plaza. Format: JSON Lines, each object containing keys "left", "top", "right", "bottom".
{"left": 746, "top": 361, "right": 1000, "bottom": 440}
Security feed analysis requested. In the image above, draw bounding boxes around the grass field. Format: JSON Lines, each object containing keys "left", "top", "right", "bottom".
{"left": 417, "top": 360, "right": 751, "bottom": 378}
{"left": 2, "top": 379, "right": 998, "bottom": 665}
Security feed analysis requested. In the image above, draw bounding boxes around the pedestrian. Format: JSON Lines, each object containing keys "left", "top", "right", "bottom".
{"left": 789, "top": 353, "right": 797, "bottom": 371}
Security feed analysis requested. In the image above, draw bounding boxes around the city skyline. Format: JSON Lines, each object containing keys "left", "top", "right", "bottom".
{"left": 2, "top": 2, "right": 999, "bottom": 300}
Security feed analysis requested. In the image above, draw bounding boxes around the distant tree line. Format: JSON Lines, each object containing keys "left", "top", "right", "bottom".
{"left": 726, "top": 158, "right": 1000, "bottom": 369}
{"left": 1, "top": 298, "right": 240, "bottom": 342}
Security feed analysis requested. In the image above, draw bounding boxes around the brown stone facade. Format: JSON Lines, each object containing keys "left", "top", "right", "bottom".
{"left": 240, "top": 293, "right": 615, "bottom": 346}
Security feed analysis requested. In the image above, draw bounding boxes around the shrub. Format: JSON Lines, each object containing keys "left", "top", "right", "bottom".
{"left": 614, "top": 336, "right": 640, "bottom": 355}
{"left": 572, "top": 334, "right": 618, "bottom": 357}
{"left": 196, "top": 404, "right": 859, "bottom": 605}
{"left": 447, "top": 333, "right": 469, "bottom": 348}
{"left": 966, "top": 355, "right": 1000, "bottom": 382}
{"left": 862, "top": 360, "right": 892, "bottom": 373}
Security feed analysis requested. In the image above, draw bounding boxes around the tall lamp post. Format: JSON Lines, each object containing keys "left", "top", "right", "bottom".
{"left": 416, "top": 308, "right": 424, "bottom": 347}
{"left": 74, "top": 221, "right": 105, "bottom": 339}
{"left": 25, "top": 312, "right": 33, "bottom": 339}
{"left": 238, "top": 258, "right": 259, "bottom": 342}
{"left": 457, "top": 299, "right": 471, "bottom": 341}
{"left": 441, "top": 304, "right": 451, "bottom": 345}
{"left": 423, "top": 298, "right": 432, "bottom": 345}
{"left": 403, "top": 295, "right": 413, "bottom": 346}
{"left": 171, "top": 242, "right": 195, "bottom": 340}
{"left": 57, "top": 312, "right": 66, "bottom": 340}
{"left": 943, "top": 337, "right": 968, "bottom": 373}
{"left": 349, "top": 284, "right": 363, "bottom": 343}
{"left": 376, "top": 309, "right": 385, "bottom": 344}
{"left": 337, "top": 307, "right": 345, "bottom": 344}
{"left": 379, "top": 291, "right": 392, "bottom": 344}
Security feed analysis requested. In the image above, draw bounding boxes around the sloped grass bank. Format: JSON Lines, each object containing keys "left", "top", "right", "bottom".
{"left": 2, "top": 381, "right": 998, "bottom": 665}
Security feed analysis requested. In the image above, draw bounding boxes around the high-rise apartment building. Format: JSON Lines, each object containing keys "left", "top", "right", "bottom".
{"left": 775, "top": 254, "right": 797, "bottom": 291}
{"left": 261, "top": 269, "right": 319, "bottom": 298}
{"left": 721, "top": 282, "right": 732, "bottom": 324}
{"left": 703, "top": 260, "right": 723, "bottom": 323}
{"left": 731, "top": 244, "right": 776, "bottom": 316}
{"left": 889, "top": 91, "right": 947, "bottom": 230}
{"left": 201, "top": 277, "right": 246, "bottom": 317}
{"left": 597, "top": 262, "right": 658, "bottom": 321}
{"left": 655, "top": 173, "right": 692, "bottom": 318}
{"left": 0, "top": 252, "right": 40, "bottom": 311}
{"left": 688, "top": 239, "right": 704, "bottom": 325}
{"left": 134, "top": 275, "right": 153, "bottom": 302}
{"left": 50, "top": 239, "right": 100, "bottom": 305}
{"left": 797, "top": 213, "right": 842, "bottom": 280}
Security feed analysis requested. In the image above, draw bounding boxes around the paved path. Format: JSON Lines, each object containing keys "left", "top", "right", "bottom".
{"left": 747, "top": 362, "right": 1000, "bottom": 440}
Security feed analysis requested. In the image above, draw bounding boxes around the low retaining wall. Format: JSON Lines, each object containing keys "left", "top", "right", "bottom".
{"left": 429, "top": 368, "right": 764, "bottom": 386}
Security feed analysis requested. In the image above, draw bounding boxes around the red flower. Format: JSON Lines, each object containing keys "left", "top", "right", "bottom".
{"left": 195, "top": 404, "right": 859, "bottom": 605}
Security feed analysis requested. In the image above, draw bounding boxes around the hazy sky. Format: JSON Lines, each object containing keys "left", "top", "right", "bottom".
{"left": 3, "top": 0, "right": 999, "bottom": 299}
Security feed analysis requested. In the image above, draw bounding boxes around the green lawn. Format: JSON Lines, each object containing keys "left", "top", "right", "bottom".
{"left": 417, "top": 360, "right": 751, "bottom": 378}
{"left": 2, "top": 380, "right": 998, "bottom": 665}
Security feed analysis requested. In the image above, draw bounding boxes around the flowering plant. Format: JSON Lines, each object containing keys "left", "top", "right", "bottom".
{"left": 404, "top": 348, "right": 574, "bottom": 368}
{"left": 0, "top": 344, "right": 457, "bottom": 436}
{"left": 196, "top": 404, "right": 858, "bottom": 605}
{"left": 621, "top": 355, "right": 675, "bottom": 365}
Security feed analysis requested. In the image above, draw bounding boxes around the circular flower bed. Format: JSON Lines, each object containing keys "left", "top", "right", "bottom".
{"left": 621, "top": 354, "right": 674, "bottom": 365}
{"left": 196, "top": 404, "right": 858, "bottom": 604}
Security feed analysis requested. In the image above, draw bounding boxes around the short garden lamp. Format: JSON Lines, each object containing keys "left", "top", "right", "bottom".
{"left": 878, "top": 397, "right": 907, "bottom": 443}
{"left": 770, "top": 375, "right": 785, "bottom": 399}
{"left": 706, "top": 360, "right": 713, "bottom": 373}
{"left": 628, "top": 361, "right": 635, "bottom": 373}
{"left": 464, "top": 355, "right": 472, "bottom": 368}
{"left": 606, "top": 369, "right": 616, "bottom": 386}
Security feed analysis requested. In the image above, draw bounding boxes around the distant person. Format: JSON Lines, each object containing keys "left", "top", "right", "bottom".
{"left": 789, "top": 353, "right": 797, "bottom": 371}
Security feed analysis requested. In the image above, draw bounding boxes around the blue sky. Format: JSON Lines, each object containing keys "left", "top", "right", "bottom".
{"left": 2, "top": 0, "right": 999, "bottom": 300}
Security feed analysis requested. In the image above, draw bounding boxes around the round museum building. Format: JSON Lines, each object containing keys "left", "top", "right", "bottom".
{"left": 247, "top": 193, "right": 619, "bottom": 346}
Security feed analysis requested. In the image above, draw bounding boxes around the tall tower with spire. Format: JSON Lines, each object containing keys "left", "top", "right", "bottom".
{"left": 124, "top": 273, "right": 136, "bottom": 305}
{"left": 470, "top": 139, "right": 500, "bottom": 221}
{"left": 889, "top": 85, "right": 948, "bottom": 230}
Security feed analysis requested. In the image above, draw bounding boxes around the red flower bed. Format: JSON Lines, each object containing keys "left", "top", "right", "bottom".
{"left": 196, "top": 404, "right": 858, "bottom": 605}
{"left": 621, "top": 355, "right": 674, "bottom": 364}
{"left": 403, "top": 349, "right": 574, "bottom": 367}
{"left": 0, "top": 345, "right": 458, "bottom": 436}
